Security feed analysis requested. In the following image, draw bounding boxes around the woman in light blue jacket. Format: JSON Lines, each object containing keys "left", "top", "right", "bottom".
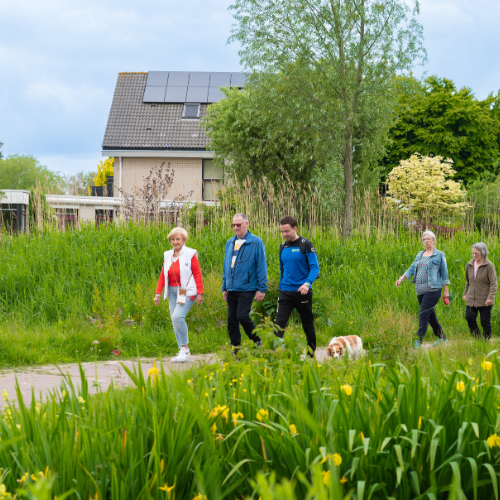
{"left": 395, "top": 230, "right": 451, "bottom": 348}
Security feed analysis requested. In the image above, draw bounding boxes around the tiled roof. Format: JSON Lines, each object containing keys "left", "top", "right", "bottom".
{"left": 102, "top": 72, "right": 210, "bottom": 150}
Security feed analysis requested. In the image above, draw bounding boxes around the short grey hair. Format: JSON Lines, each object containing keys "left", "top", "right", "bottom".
{"left": 233, "top": 213, "right": 249, "bottom": 222}
{"left": 472, "top": 242, "right": 488, "bottom": 258}
{"left": 422, "top": 230, "right": 436, "bottom": 241}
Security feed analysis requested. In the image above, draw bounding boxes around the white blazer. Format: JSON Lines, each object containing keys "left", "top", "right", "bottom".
{"left": 163, "top": 245, "right": 199, "bottom": 299}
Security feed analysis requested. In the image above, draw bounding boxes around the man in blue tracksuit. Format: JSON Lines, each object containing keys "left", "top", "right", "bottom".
{"left": 275, "top": 215, "right": 320, "bottom": 356}
{"left": 222, "top": 213, "right": 268, "bottom": 348}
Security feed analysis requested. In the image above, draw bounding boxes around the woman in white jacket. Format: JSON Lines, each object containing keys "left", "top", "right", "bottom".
{"left": 154, "top": 227, "right": 203, "bottom": 362}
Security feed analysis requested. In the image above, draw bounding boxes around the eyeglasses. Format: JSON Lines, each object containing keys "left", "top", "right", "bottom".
{"left": 231, "top": 223, "right": 245, "bottom": 228}
{"left": 422, "top": 238, "right": 434, "bottom": 241}
{"left": 472, "top": 252, "right": 481, "bottom": 256}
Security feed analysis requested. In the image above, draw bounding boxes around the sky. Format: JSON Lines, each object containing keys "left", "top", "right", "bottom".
{"left": 0, "top": 0, "right": 499, "bottom": 176}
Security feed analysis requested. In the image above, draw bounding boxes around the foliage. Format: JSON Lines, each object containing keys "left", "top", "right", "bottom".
{"left": 228, "top": 0, "right": 426, "bottom": 238}
{"left": 202, "top": 79, "right": 321, "bottom": 189}
{"left": 0, "top": 154, "right": 64, "bottom": 192}
{"left": 63, "top": 170, "right": 95, "bottom": 196}
{"left": 382, "top": 76, "right": 500, "bottom": 184}
{"left": 120, "top": 161, "right": 193, "bottom": 223}
{"left": 386, "top": 154, "right": 469, "bottom": 218}
{"left": 28, "top": 184, "right": 58, "bottom": 231}
{"left": 3, "top": 338, "right": 500, "bottom": 497}
{"left": 93, "top": 157, "right": 114, "bottom": 187}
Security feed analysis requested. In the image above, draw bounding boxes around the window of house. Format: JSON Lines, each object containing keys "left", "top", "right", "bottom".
{"left": 202, "top": 159, "right": 224, "bottom": 201}
{"left": 182, "top": 103, "right": 200, "bottom": 119}
{"left": 56, "top": 208, "right": 78, "bottom": 230}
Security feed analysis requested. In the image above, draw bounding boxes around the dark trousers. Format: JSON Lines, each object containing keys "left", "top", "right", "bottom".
{"left": 227, "top": 291, "right": 261, "bottom": 347}
{"left": 275, "top": 290, "right": 316, "bottom": 353}
{"left": 466, "top": 305, "right": 492, "bottom": 340}
{"left": 416, "top": 290, "right": 445, "bottom": 340}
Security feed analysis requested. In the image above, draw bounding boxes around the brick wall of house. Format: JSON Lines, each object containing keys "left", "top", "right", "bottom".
{"left": 121, "top": 157, "right": 202, "bottom": 201}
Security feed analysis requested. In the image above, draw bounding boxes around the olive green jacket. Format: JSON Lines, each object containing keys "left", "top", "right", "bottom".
{"left": 463, "top": 259, "right": 498, "bottom": 307}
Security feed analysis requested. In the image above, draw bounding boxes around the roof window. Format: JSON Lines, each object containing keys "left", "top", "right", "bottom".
{"left": 182, "top": 103, "right": 200, "bottom": 119}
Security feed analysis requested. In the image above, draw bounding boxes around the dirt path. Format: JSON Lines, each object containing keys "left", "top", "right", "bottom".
{"left": 0, "top": 349, "right": 336, "bottom": 408}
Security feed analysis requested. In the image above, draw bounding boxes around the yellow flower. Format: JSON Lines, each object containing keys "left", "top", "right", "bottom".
{"left": 487, "top": 434, "right": 500, "bottom": 448}
{"left": 256, "top": 409, "right": 269, "bottom": 422}
{"left": 232, "top": 412, "right": 244, "bottom": 426}
{"left": 192, "top": 494, "right": 207, "bottom": 500}
{"left": 78, "top": 396, "right": 86, "bottom": 404}
{"left": 482, "top": 359, "right": 493, "bottom": 371}
{"left": 468, "top": 358, "right": 473, "bottom": 366}
{"left": 340, "top": 385, "right": 353, "bottom": 396}
{"left": 321, "top": 453, "right": 342, "bottom": 466}
{"left": 322, "top": 470, "right": 331, "bottom": 485}
{"left": 360, "top": 432, "right": 364, "bottom": 441}
{"left": 340, "top": 476, "right": 348, "bottom": 484}
{"left": 211, "top": 422, "right": 217, "bottom": 433}
{"left": 2, "top": 390, "right": 8, "bottom": 401}
{"left": 148, "top": 362, "right": 160, "bottom": 382}
{"left": 0, "top": 484, "right": 6, "bottom": 495}
{"left": 456, "top": 381, "right": 465, "bottom": 393}
{"left": 289, "top": 424, "right": 298, "bottom": 435}
{"left": 187, "top": 379, "right": 192, "bottom": 384}
{"left": 418, "top": 416, "right": 422, "bottom": 430}
{"left": 210, "top": 405, "right": 229, "bottom": 421}
{"left": 159, "top": 484, "right": 175, "bottom": 495}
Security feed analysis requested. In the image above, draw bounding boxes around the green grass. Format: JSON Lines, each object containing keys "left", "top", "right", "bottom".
{"left": 2, "top": 329, "right": 500, "bottom": 499}
{"left": 1, "top": 223, "right": 499, "bottom": 367}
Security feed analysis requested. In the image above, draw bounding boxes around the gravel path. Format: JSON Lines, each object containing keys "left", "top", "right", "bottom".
{"left": 0, "top": 349, "right": 335, "bottom": 408}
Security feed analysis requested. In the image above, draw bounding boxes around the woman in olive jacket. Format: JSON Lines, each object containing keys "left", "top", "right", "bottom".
{"left": 463, "top": 242, "right": 498, "bottom": 340}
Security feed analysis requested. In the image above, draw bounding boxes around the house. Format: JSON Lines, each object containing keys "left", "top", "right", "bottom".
{"left": 0, "top": 190, "right": 29, "bottom": 233}
{"left": 101, "top": 71, "right": 245, "bottom": 202}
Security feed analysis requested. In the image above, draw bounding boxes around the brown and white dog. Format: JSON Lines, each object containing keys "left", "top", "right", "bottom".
{"left": 327, "top": 335, "right": 363, "bottom": 360}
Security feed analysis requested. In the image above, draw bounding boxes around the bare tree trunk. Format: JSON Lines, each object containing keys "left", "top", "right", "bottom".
{"left": 342, "top": 131, "right": 354, "bottom": 240}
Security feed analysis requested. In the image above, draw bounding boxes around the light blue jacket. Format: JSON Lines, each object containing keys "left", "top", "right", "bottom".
{"left": 404, "top": 248, "right": 450, "bottom": 288}
{"left": 222, "top": 231, "right": 268, "bottom": 293}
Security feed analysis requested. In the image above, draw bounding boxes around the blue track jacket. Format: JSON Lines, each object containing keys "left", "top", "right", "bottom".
{"left": 222, "top": 230, "right": 268, "bottom": 293}
{"left": 279, "top": 236, "right": 320, "bottom": 291}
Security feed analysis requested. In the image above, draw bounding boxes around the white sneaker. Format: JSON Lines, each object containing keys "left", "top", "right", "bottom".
{"left": 171, "top": 347, "right": 190, "bottom": 363}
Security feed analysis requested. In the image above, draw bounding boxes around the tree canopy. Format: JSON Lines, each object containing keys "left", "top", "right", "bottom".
{"left": 228, "top": 0, "right": 426, "bottom": 239}
{"left": 382, "top": 77, "right": 500, "bottom": 184}
{"left": 0, "top": 154, "right": 64, "bottom": 192}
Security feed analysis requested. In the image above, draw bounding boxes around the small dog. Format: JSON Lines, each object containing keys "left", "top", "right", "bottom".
{"left": 327, "top": 335, "right": 363, "bottom": 359}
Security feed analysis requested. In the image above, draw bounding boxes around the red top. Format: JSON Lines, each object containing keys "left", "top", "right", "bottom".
{"left": 156, "top": 254, "right": 204, "bottom": 299}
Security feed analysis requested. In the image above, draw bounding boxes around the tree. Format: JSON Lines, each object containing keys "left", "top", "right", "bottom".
{"left": 386, "top": 154, "right": 468, "bottom": 219}
{"left": 0, "top": 154, "right": 64, "bottom": 192}
{"left": 202, "top": 82, "right": 320, "bottom": 188}
{"left": 228, "top": 0, "right": 425, "bottom": 239}
{"left": 382, "top": 77, "right": 500, "bottom": 184}
{"left": 63, "top": 171, "right": 95, "bottom": 196}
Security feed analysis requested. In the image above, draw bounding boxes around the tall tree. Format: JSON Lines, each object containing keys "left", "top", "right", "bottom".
{"left": 382, "top": 77, "right": 500, "bottom": 184}
{"left": 229, "top": 0, "right": 425, "bottom": 239}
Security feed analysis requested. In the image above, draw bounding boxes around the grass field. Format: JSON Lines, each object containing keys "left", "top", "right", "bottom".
{"left": 1, "top": 223, "right": 500, "bottom": 367}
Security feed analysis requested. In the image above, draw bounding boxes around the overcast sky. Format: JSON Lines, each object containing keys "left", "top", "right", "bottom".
{"left": 1, "top": 0, "right": 499, "bottom": 176}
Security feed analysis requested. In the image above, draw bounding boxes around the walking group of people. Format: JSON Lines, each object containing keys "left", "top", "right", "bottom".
{"left": 396, "top": 230, "right": 497, "bottom": 347}
{"left": 154, "top": 213, "right": 319, "bottom": 362}
{"left": 154, "top": 218, "right": 498, "bottom": 362}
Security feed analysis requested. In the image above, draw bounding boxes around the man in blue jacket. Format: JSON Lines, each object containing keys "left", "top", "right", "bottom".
{"left": 275, "top": 215, "right": 320, "bottom": 356}
{"left": 222, "top": 213, "right": 268, "bottom": 349}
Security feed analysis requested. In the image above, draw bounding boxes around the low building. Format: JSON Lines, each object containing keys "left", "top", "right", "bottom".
{"left": 0, "top": 190, "right": 29, "bottom": 233}
{"left": 102, "top": 71, "right": 245, "bottom": 202}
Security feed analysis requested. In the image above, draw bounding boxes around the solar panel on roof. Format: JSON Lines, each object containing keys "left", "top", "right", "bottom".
{"left": 143, "top": 86, "right": 167, "bottom": 102}
{"left": 146, "top": 71, "right": 169, "bottom": 87}
{"left": 209, "top": 72, "right": 231, "bottom": 87}
{"left": 167, "top": 71, "right": 190, "bottom": 87}
{"left": 231, "top": 72, "right": 246, "bottom": 87}
{"left": 208, "top": 87, "right": 224, "bottom": 102}
{"left": 189, "top": 72, "right": 210, "bottom": 86}
{"left": 165, "top": 86, "right": 188, "bottom": 103}
{"left": 186, "top": 87, "right": 209, "bottom": 102}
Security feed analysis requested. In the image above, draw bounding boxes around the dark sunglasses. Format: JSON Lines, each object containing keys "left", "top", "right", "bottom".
{"left": 231, "top": 223, "right": 245, "bottom": 228}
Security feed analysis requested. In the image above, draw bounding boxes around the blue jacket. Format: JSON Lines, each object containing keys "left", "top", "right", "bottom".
{"left": 404, "top": 248, "right": 450, "bottom": 288}
{"left": 222, "top": 231, "right": 268, "bottom": 293}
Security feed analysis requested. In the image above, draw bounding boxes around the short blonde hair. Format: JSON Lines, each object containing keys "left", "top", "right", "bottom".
{"left": 168, "top": 227, "right": 188, "bottom": 243}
